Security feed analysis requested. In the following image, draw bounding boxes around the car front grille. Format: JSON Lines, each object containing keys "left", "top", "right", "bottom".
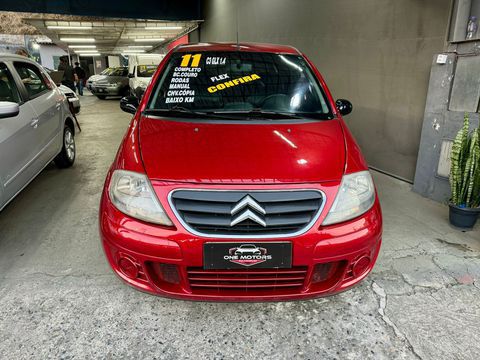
{"left": 186, "top": 267, "right": 308, "bottom": 293}
{"left": 170, "top": 190, "right": 323, "bottom": 237}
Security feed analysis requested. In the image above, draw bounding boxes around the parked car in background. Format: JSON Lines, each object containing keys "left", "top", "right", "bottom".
{"left": 86, "top": 67, "right": 114, "bottom": 90}
{"left": 128, "top": 54, "right": 164, "bottom": 100}
{"left": 58, "top": 84, "right": 80, "bottom": 114}
{"left": 42, "top": 67, "right": 80, "bottom": 114}
{"left": 0, "top": 54, "right": 76, "bottom": 211}
{"left": 103, "top": 43, "right": 382, "bottom": 301}
{"left": 90, "top": 66, "right": 129, "bottom": 99}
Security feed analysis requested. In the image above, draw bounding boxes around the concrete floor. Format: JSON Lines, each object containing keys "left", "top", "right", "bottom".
{"left": 0, "top": 93, "right": 479, "bottom": 360}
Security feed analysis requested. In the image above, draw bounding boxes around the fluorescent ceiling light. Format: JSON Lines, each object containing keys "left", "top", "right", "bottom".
{"left": 123, "top": 49, "right": 146, "bottom": 53}
{"left": 128, "top": 45, "right": 153, "bottom": 48}
{"left": 78, "top": 53, "right": 100, "bottom": 56}
{"left": 68, "top": 45, "right": 96, "bottom": 48}
{"left": 145, "top": 26, "right": 182, "bottom": 30}
{"left": 48, "top": 25, "right": 92, "bottom": 30}
{"left": 74, "top": 50, "right": 98, "bottom": 53}
{"left": 134, "top": 38, "right": 165, "bottom": 42}
{"left": 60, "top": 38, "right": 95, "bottom": 42}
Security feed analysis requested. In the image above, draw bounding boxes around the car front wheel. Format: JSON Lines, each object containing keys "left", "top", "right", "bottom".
{"left": 54, "top": 125, "right": 75, "bottom": 168}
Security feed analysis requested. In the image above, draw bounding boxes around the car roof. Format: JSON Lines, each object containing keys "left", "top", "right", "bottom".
{"left": 173, "top": 42, "right": 301, "bottom": 55}
{"left": 0, "top": 53, "right": 44, "bottom": 66}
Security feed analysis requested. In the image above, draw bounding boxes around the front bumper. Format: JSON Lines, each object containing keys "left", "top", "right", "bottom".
{"left": 99, "top": 180, "right": 382, "bottom": 301}
{"left": 91, "top": 86, "right": 121, "bottom": 96}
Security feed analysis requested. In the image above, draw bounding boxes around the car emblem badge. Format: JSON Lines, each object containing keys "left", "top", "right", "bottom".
{"left": 230, "top": 195, "right": 266, "bottom": 227}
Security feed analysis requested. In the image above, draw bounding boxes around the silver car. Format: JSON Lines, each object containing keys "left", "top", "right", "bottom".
{"left": 90, "top": 66, "right": 129, "bottom": 99}
{"left": 86, "top": 67, "right": 114, "bottom": 90}
{"left": 0, "top": 54, "right": 76, "bottom": 211}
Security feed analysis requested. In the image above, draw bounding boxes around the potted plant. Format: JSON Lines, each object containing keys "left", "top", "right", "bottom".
{"left": 449, "top": 113, "right": 480, "bottom": 229}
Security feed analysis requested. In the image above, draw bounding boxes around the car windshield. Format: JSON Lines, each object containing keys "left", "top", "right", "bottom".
{"left": 148, "top": 51, "right": 332, "bottom": 119}
{"left": 138, "top": 65, "right": 157, "bottom": 77}
{"left": 100, "top": 68, "right": 114, "bottom": 75}
{"left": 108, "top": 67, "right": 127, "bottom": 76}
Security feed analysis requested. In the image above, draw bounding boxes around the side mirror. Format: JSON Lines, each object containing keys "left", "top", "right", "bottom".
{"left": 120, "top": 96, "right": 138, "bottom": 114}
{"left": 335, "top": 99, "right": 353, "bottom": 116}
{"left": 128, "top": 73, "right": 134, "bottom": 78}
{"left": 0, "top": 101, "right": 20, "bottom": 119}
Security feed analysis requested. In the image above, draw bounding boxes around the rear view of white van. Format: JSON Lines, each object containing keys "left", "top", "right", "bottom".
{"left": 128, "top": 54, "right": 164, "bottom": 99}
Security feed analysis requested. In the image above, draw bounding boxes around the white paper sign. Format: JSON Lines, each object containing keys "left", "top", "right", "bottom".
{"left": 436, "top": 54, "right": 448, "bottom": 64}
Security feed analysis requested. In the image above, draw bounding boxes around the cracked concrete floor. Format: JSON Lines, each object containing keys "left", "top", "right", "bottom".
{"left": 0, "top": 94, "right": 479, "bottom": 360}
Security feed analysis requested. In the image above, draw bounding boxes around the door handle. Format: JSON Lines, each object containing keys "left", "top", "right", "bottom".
{"left": 56, "top": 103, "right": 61, "bottom": 110}
{"left": 30, "top": 118, "right": 39, "bottom": 128}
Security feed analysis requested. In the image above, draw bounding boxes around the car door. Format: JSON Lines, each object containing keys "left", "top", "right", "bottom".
{"left": 0, "top": 61, "right": 39, "bottom": 209}
{"left": 12, "top": 61, "right": 63, "bottom": 166}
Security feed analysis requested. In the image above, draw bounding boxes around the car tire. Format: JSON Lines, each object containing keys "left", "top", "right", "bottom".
{"left": 54, "top": 125, "right": 75, "bottom": 168}
{"left": 96, "top": 95, "right": 106, "bottom": 100}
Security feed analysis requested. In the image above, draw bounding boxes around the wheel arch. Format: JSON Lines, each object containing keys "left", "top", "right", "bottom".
{"left": 64, "top": 116, "right": 75, "bottom": 136}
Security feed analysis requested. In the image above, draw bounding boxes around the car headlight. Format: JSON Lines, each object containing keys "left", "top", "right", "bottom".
{"left": 322, "top": 171, "right": 375, "bottom": 226}
{"left": 108, "top": 170, "right": 173, "bottom": 226}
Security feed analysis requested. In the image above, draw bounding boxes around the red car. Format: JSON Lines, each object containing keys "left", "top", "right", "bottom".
{"left": 100, "top": 43, "right": 382, "bottom": 301}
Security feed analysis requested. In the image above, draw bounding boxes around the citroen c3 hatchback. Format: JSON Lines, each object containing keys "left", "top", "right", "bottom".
{"left": 100, "top": 43, "right": 382, "bottom": 301}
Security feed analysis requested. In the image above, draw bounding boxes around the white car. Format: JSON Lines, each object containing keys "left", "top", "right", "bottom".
{"left": 86, "top": 68, "right": 114, "bottom": 90}
{"left": 0, "top": 54, "right": 76, "bottom": 211}
{"left": 127, "top": 54, "right": 164, "bottom": 99}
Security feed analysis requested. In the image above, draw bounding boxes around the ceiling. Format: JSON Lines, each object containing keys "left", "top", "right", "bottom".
{"left": 25, "top": 18, "right": 200, "bottom": 56}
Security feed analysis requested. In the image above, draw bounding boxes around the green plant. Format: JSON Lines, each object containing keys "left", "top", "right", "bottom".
{"left": 450, "top": 113, "right": 480, "bottom": 208}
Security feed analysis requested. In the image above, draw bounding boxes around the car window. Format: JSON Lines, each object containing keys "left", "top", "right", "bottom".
{"left": 137, "top": 65, "right": 157, "bottom": 77}
{"left": 0, "top": 62, "right": 20, "bottom": 103}
{"left": 100, "top": 68, "right": 114, "bottom": 75}
{"left": 13, "top": 62, "right": 49, "bottom": 99}
{"left": 109, "top": 67, "right": 128, "bottom": 77}
{"left": 148, "top": 51, "right": 332, "bottom": 119}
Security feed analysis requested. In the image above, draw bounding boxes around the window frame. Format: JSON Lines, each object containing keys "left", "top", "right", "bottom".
{"left": 0, "top": 61, "right": 23, "bottom": 105}
{"left": 12, "top": 61, "right": 52, "bottom": 101}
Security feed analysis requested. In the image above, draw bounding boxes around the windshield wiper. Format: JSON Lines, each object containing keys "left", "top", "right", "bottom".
{"left": 143, "top": 106, "right": 207, "bottom": 117}
{"left": 143, "top": 106, "right": 246, "bottom": 120}
{"left": 213, "top": 109, "right": 304, "bottom": 120}
{"left": 144, "top": 107, "right": 331, "bottom": 121}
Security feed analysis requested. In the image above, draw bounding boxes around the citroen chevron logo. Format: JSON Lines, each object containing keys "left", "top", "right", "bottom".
{"left": 230, "top": 195, "right": 267, "bottom": 227}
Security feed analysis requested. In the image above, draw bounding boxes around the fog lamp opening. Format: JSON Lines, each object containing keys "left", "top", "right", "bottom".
{"left": 352, "top": 255, "right": 371, "bottom": 277}
{"left": 118, "top": 256, "right": 139, "bottom": 279}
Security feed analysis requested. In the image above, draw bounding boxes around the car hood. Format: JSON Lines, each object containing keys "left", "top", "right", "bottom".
{"left": 139, "top": 116, "right": 346, "bottom": 184}
{"left": 87, "top": 75, "right": 101, "bottom": 82}
{"left": 95, "top": 75, "right": 126, "bottom": 84}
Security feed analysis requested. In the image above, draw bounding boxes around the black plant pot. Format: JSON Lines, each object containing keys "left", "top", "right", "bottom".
{"left": 449, "top": 204, "right": 480, "bottom": 229}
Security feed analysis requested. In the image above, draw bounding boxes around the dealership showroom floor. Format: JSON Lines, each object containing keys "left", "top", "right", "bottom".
{"left": 0, "top": 94, "right": 478, "bottom": 359}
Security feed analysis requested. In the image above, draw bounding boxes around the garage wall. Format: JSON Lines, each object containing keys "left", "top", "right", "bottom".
{"left": 199, "top": 0, "right": 452, "bottom": 181}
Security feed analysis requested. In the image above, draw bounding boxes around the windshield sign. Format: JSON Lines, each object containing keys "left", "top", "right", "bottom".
{"left": 148, "top": 51, "right": 332, "bottom": 119}
{"left": 109, "top": 67, "right": 128, "bottom": 77}
{"left": 138, "top": 65, "right": 157, "bottom": 78}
